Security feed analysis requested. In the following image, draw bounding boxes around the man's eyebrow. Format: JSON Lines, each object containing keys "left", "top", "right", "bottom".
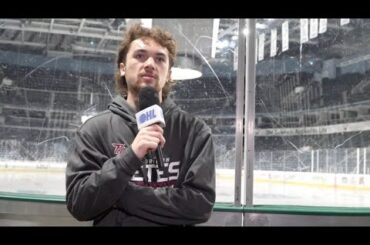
{"left": 155, "top": 52, "right": 167, "bottom": 58}
{"left": 134, "top": 49, "right": 166, "bottom": 56}
{"left": 133, "top": 49, "right": 148, "bottom": 53}
{"left": 133, "top": 49, "right": 167, "bottom": 57}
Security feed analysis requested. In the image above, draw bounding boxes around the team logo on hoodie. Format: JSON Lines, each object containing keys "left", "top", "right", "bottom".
{"left": 131, "top": 158, "right": 180, "bottom": 188}
{"left": 112, "top": 143, "right": 126, "bottom": 155}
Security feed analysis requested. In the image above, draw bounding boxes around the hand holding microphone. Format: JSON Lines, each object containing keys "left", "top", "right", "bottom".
{"left": 131, "top": 124, "right": 165, "bottom": 160}
{"left": 131, "top": 87, "right": 166, "bottom": 168}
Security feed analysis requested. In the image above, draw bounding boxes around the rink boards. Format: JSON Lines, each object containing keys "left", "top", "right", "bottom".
{"left": 1, "top": 160, "right": 370, "bottom": 207}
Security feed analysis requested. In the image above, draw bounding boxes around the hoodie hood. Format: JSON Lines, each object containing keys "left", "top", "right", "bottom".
{"left": 108, "top": 96, "right": 137, "bottom": 124}
{"left": 108, "top": 95, "right": 179, "bottom": 125}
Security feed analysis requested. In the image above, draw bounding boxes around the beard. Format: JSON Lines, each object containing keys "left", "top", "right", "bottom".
{"left": 127, "top": 78, "right": 162, "bottom": 108}
{"left": 127, "top": 82, "right": 141, "bottom": 98}
{"left": 127, "top": 78, "right": 161, "bottom": 96}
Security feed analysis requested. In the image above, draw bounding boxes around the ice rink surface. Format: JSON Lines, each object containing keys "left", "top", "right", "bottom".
{"left": 1, "top": 167, "right": 370, "bottom": 207}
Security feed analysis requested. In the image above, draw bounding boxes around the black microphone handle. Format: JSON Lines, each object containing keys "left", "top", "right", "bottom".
{"left": 155, "top": 147, "right": 164, "bottom": 169}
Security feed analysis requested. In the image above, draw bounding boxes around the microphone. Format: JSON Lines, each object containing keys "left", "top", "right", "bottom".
{"left": 135, "top": 87, "right": 166, "bottom": 169}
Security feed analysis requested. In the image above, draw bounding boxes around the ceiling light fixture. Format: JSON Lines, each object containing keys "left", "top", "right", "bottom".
{"left": 171, "top": 52, "right": 203, "bottom": 81}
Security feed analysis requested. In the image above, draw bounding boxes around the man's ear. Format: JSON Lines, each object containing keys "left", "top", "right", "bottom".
{"left": 119, "top": 63, "right": 125, "bottom": 76}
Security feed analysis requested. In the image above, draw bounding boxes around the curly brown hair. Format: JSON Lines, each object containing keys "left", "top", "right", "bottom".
{"left": 115, "top": 23, "right": 177, "bottom": 99}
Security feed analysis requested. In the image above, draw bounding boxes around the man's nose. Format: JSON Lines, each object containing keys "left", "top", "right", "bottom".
{"left": 144, "top": 57, "right": 155, "bottom": 69}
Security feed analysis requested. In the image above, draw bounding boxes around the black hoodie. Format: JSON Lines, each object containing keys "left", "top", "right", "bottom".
{"left": 65, "top": 95, "right": 215, "bottom": 226}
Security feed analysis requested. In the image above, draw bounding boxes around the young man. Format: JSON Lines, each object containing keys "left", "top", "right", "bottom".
{"left": 65, "top": 23, "right": 215, "bottom": 226}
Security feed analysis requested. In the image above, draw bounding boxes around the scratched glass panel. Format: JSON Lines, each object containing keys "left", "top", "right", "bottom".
{"left": 0, "top": 19, "right": 117, "bottom": 196}
{"left": 0, "top": 19, "right": 238, "bottom": 203}
{"left": 254, "top": 18, "right": 370, "bottom": 207}
{"left": 153, "top": 19, "right": 238, "bottom": 203}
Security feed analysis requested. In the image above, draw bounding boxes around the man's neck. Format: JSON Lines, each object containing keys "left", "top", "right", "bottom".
{"left": 126, "top": 94, "right": 138, "bottom": 111}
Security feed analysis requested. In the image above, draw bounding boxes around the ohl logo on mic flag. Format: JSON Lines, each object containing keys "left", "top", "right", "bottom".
{"left": 139, "top": 109, "right": 156, "bottom": 124}
{"left": 136, "top": 104, "right": 166, "bottom": 130}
